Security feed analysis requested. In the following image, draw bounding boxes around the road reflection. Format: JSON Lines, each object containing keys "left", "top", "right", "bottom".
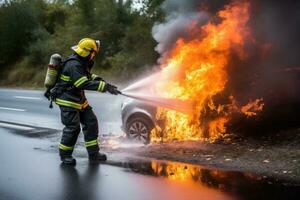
{"left": 59, "top": 164, "right": 100, "bottom": 200}
{"left": 150, "top": 160, "right": 261, "bottom": 192}
{"left": 107, "top": 159, "right": 300, "bottom": 200}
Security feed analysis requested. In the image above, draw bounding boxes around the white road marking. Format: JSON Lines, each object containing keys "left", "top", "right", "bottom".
{"left": 14, "top": 96, "right": 41, "bottom": 100}
{"left": 0, "top": 107, "right": 26, "bottom": 112}
{"left": 0, "top": 122, "right": 33, "bottom": 130}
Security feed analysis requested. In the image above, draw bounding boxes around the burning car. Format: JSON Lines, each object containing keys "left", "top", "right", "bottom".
{"left": 121, "top": 98, "right": 157, "bottom": 144}
{"left": 121, "top": 0, "right": 300, "bottom": 144}
{"left": 120, "top": 93, "right": 194, "bottom": 144}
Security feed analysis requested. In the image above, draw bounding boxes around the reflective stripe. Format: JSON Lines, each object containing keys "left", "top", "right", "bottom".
{"left": 74, "top": 76, "right": 88, "bottom": 87}
{"left": 97, "top": 81, "right": 105, "bottom": 92}
{"left": 101, "top": 81, "right": 105, "bottom": 91}
{"left": 56, "top": 98, "right": 82, "bottom": 109}
{"left": 48, "top": 69, "right": 57, "bottom": 76}
{"left": 82, "top": 101, "right": 89, "bottom": 109}
{"left": 85, "top": 139, "right": 98, "bottom": 147}
{"left": 59, "top": 143, "right": 74, "bottom": 151}
{"left": 60, "top": 74, "right": 70, "bottom": 82}
{"left": 55, "top": 98, "right": 89, "bottom": 110}
{"left": 91, "top": 74, "right": 98, "bottom": 80}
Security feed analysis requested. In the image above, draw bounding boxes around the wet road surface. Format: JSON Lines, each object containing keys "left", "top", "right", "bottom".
{"left": 0, "top": 125, "right": 300, "bottom": 200}
{"left": 0, "top": 127, "right": 234, "bottom": 200}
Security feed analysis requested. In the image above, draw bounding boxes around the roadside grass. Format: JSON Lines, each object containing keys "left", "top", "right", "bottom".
{"left": 1, "top": 64, "right": 138, "bottom": 89}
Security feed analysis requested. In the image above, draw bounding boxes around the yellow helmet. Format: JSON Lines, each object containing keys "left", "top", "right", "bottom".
{"left": 71, "top": 38, "right": 100, "bottom": 57}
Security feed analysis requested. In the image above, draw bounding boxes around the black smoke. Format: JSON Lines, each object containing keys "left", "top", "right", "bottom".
{"left": 230, "top": 0, "right": 300, "bottom": 133}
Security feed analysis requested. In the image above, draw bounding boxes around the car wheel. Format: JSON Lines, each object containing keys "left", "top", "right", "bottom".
{"left": 126, "top": 117, "right": 154, "bottom": 144}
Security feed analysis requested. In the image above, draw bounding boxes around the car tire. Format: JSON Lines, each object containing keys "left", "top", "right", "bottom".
{"left": 126, "top": 116, "right": 154, "bottom": 144}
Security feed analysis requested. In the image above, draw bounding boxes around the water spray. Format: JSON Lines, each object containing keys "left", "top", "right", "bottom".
{"left": 119, "top": 70, "right": 195, "bottom": 114}
{"left": 121, "top": 72, "right": 161, "bottom": 92}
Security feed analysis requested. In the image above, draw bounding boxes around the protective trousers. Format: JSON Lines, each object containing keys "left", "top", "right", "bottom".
{"left": 59, "top": 106, "right": 99, "bottom": 158}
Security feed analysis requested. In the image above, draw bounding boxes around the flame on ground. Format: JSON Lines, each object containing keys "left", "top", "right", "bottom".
{"left": 152, "top": 1, "right": 264, "bottom": 142}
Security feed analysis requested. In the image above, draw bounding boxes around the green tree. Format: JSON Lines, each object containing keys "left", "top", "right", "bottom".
{"left": 74, "top": 0, "right": 95, "bottom": 27}
{"left": 0, "top": 0, "right": 166, "bottom": 86}
{"left": 0, "top": 0, "right": 39, "bottom": 66}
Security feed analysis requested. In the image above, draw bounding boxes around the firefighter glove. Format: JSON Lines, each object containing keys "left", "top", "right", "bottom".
{"left": 104, "top": 83, "right": 120, "bottom": 95}
{"left": 44, "top": 89, "right": 51, "bottom": 100}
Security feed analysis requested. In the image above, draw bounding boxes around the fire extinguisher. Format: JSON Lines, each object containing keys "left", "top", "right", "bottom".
{"left": 44, "top": 53, "right": 62, "bottom": 89}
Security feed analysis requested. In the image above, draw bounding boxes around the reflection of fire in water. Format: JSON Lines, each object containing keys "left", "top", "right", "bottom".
{"left": 151, "top": 160, "right": 201, "bottom": 181}
{"left": 152, "top": 1, "right": 264, "bottom": 142}
{"left": 150, "top": 160, "right": 261, "bottom": 189}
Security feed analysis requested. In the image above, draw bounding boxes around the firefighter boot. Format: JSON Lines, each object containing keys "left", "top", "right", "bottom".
{"left": 61, "top": 156, "right": 76, "bottom": 166}
{"left": 89, "top": 152, "right": 107, "bottom": 164}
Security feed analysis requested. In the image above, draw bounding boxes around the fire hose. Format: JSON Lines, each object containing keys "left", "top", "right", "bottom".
{"left": 119, "top": 90, "right": 194, "bottom": 114}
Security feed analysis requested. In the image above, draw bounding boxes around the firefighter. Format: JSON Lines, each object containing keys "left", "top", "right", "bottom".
{"left": 53, "top": 38, "right": 120, "bottom": 165}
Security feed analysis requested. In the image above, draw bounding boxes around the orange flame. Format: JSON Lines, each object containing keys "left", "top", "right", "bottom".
{"left": 151, "top": 161, "right": 200, "bottom": 181}
{"left": 241, "top": 98, "right": 264, "bottom": 117}
{"left": 152, "top": 1, "right": 263, "bottom": 142}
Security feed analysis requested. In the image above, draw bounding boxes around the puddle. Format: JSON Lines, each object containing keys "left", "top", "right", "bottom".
{"left": 104, "top": 159, "right": 300, "bottom": 200}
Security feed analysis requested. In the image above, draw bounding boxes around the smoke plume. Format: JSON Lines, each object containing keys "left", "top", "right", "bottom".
{"left": 153, "top": 0, "right": 300, "bottom": 105}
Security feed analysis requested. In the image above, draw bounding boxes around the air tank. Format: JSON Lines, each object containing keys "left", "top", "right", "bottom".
{"left": 44, "top": 53, "right": 62, "bottom": 89}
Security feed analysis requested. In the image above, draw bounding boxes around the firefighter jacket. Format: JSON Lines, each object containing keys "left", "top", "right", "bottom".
{"left": 54, "top": 54, "right": 106, "bottom": 110}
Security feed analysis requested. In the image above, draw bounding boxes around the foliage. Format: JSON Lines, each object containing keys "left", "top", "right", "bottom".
{"left": 0, "top": 0, "right": 165, "bottom": 86}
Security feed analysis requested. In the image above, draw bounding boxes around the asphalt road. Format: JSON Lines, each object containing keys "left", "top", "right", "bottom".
{"left": 0, "top": 88, "right": 125, "bottom": 134}
{"left": 0, "top": 127, "right": 236, "bottom": 200}
{"left": 0, "top": 88, "right": 300, "bottom": 200}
